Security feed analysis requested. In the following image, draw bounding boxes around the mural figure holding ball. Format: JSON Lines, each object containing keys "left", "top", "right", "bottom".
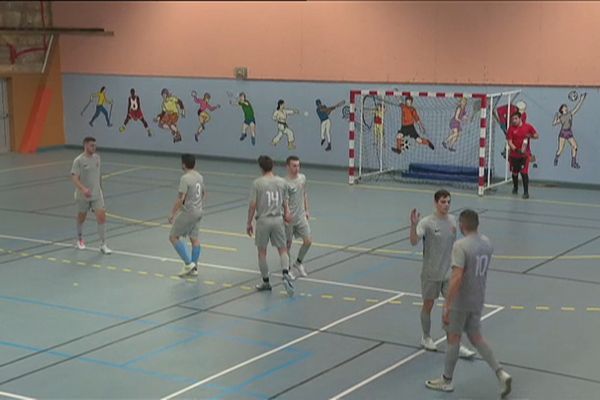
{"left": 553, "top": 91, "right": 587, "bottom": 169}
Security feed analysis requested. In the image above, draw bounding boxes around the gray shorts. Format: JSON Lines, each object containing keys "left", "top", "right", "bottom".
{"left": 444, "top": 310, "right": 482, "bottom": 335}
{"left": 76, "top": 196, "right": 105, "bottom": 214}
{"left": 255, "top": 216, "right": 286, "bottom": 249}
{"left": 421, "top": 279, "right": 448, "bottom": 300}
{"left": 285, "top": 218, "right": 311, "bottom": 242}
{"left": 170, "top": 211, "right": 203, "bottom": 239}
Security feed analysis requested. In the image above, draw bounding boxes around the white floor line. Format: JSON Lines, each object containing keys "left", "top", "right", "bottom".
{"left": 329, "top": 305, "right": 506, "bottom": 400}
{"left": 0, "top": 234, "right": 502, "bottom": 307}
{"left": 0, "top": 160, "right": 70, "bottom": 174}
{"left": 101, "top": 161, "right": 600, "bottom": 209}
{"left": 0, "top": 391, "right": 37, "bottom": 400}
{"left": 160, "top": 293, "right": 406, "bottom": 400}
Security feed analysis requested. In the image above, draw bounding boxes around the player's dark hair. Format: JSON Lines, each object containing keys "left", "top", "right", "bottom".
{"left": 100, "top": 86, "right": 105, "bottom": 92}
{"left": 277, "top": 100, "right": 284, "bottom": 110}
{"left": 512, "top": 111, "right": 522, "bottom": 119}
{"left": 286, "top": 155, "right": 300, "bottom": 165}
{"left": 405, "top": 96, "right": 413, "bottom": 102}
{"left": 559, "top": 104, "right": 568, "bottom": 113}
{"left": 83, "top": 136, "right": 96, "bottom": 145}
{"left": 258, "top": 155, "right": 274, "bottom": 172}
{"left": 181, "top": 154, "right": 196, "bottom": 169}
{"left": 434, "top": 189, "right": 451, "bottom": 203}
{"left": 459, "top": 209, "right": 479, "bottom": 231}
{"left": 130, "top": 88, "right": 135, "bottom": 95}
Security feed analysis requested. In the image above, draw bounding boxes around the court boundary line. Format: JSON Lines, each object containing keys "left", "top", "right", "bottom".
{"left": 104, "top": 211, "right": 600, "bottom": 261}
{"left": 0, "top": 161, "right": 70, "bottom": 174}
{"left": 159, "top": 293, "right": 406, "bottom": 400}
{"left": 0, "top": 391, "right": 37, "bottom": 400}
{"left": 102, "top": 161, "right": 600, "bottom": 209}
{"left": 329, "top": 305, "right": 505, "bottom": 399}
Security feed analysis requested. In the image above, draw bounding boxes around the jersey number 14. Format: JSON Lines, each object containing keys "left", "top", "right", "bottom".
{"left": 266, "top": 190, "right": 280, "bottom": 207}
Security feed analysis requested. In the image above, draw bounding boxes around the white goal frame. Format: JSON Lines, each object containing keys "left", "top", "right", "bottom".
{"left": 348, "top": 89, "right": 519, "bottom": 196}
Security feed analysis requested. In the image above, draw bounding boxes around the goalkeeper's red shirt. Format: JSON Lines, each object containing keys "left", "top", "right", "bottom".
{"left": 507, "top": 122, "right": 537, "bottom": 158}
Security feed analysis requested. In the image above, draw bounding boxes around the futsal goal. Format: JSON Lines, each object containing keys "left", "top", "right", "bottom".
{"left": 347, "top": 89, "right": 521, "bottom": 196}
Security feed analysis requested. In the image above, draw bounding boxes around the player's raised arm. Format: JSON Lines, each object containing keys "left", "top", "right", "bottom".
{"left": 409, "top": 208, "right": 422, "bottom": 246}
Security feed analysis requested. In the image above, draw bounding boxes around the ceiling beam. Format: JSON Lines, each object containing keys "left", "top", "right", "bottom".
{"left": 0, "top": 27, "right": 113, "bottom": 36}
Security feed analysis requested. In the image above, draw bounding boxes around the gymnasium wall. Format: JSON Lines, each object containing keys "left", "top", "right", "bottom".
{"left": 56, "top": 1, "right": 600, "bottom": 185}
{"left": 3, "top": 40, "right": 65, "bottom": 151}
{"left": 62, "top": 74, "right": 600, "bottom": 185}
{"left": 55, "top": 1, "right": 600, "bottom": 85}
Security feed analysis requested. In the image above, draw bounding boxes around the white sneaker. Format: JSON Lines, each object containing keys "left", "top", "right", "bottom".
{"left": 188, "top": 265, "right": 199, "bottom": 277}
{"left": 295, "top": 263, "right": 308, "bottom": 277}
{"left": 288, "top": 268, "right": 297, "bottom": 281}
{"left": 421, "top": 336, "right": 437, "bottom": 351}
{"left": 282, "top": 273, "right": 295, "bottom": 296}
{"left": 497, "top": 369, "right": 512, "bottom": 398}
{"left": 425, "top": 376, "right": 454, "bottom": 393}
{"left": 76, "top": 239, "right": 86, "bottom": 250}
{"left": 99, "top": 244, "right": 112, "bottom": 255}
{"left": 178, "top": 263, "right": 196, "bottom": 277}
{"left": 459, "top": 345, "right": 476, "bottom": 359}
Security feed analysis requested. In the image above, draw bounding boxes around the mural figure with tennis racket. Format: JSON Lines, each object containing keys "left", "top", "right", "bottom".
{"left": 82, "top": 86, "right": 113, "bottom": 128}
{"left": 119, "top": 88, "right": 152, "bottom": 137}
{"left": 154, "top": 88, "right": 185, "bottom": 143}
{"left": 228, "top": 91, "right": 257, "bottom": 146}
{"left": 315, "top": 99, "right": 345, "bottom": 151}
{"left": 192, "top": 91, "right": 220, "bottom": 141}
{"left": 552, "top": 90, "right": 587, "bottom": 169}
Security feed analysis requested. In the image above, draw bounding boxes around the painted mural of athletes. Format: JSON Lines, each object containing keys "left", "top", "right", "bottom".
{"left": 119, "top": 89, "right": 151, "bottom": 137}
{"left": 85, "top": 86, "right": 113, "bottom": 128}
{"left": 442, "top": 98, "right": 473, "bottom": 152}
{"left": 315, "top": 99, "right": 345, "bottom": 152}
{"left": 272, "top": 99, "right": 298, "bottom": 150}
{"left": 392, "top": 96, "right": 434, "bottom": 154}
{"left": 155, "top": 88, "right": 185, "bottom": 143}
{"left": 553, "top": 92, "right": 587, "bottom": 169}
{"left": 192, "top": 91, "right": 220, "bottom": 141}
{"left": 232, "top": 92, "right": 256, "bottom": 146}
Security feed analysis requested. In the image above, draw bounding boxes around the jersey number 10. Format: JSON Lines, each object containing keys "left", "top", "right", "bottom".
{"left": 475, "top": 255, "right": 490, "bottom": 277}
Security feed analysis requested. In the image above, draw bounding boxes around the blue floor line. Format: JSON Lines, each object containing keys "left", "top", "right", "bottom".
{"left": 0, "top": 339, "right": 269, "bottom": 398}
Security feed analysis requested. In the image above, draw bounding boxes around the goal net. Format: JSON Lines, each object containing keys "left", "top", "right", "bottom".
{"left": 348, "top": 89, "right": 518, "bottom": 196}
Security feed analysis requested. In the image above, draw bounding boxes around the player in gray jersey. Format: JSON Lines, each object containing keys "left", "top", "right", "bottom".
{"left": 285, "top": 156, "right": 312, "bottom": 280}
{"left": 247, "top": 156, "right": 294, "bottom": 296}
{"left": 169, "top": 154, "right": 206, "bottom": 277}
{"left": 70, "top": 137, "right": 111, "bottom": 254}
{"left": 410, "top": 189, "right": 475, "bottom": 358}
{"left": 426, "top": 209, "right": 512, "bottom": 398}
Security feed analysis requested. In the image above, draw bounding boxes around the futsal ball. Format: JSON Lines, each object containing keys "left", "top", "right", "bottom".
{"left": 402, "top": 140, "right": 410, "bottom": 152}
{"left": 304, "top": 111, "right": 309, "bottom": 116}
{"left": 398, "top": 136, "right": 410, "bottom": 152}
{"left": 568, "top": 90, "right": 579, "bottom": 102}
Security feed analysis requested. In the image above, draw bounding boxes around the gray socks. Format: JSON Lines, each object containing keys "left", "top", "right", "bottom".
{"left": 258, "top": 257, "right": 269, "bottom": 279}
{"left": 444, "top": 342, "right": 460, "bottom": 379}
{"left": 97, "top": 223, "right": 106, "bottom": 245}
{"left": 421, "top": 309, "right": 431, "bottom": 337}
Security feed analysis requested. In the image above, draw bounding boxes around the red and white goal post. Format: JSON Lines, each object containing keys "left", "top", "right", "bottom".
{"left": 347, "top": 89, "right": 520, "bottom": 196}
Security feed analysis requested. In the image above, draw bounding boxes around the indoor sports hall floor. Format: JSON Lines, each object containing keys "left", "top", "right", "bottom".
{"left": 0, "top": 149, "right": 599, "bottom": 400}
